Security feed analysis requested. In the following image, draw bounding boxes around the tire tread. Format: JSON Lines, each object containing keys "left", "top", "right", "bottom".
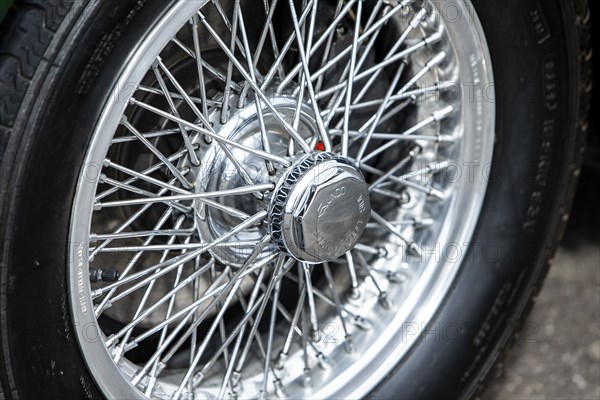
{"left": 0, "top": 1, "right": 74, "bottom": 158}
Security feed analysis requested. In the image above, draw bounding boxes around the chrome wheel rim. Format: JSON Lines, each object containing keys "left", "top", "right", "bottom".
{"left": 69, "top": 1, "right": 495, "bottom": 399}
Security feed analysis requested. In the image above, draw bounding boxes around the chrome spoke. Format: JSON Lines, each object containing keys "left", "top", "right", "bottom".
{"left": 136, "top": 86, "right": 220, "bottom": 109}
{"left": 315, "top": 32, "right": 443, "bottom": 102}
{"left": 111, "top": 214, "right": 190, "bottom": 363}
{"left": 171, "top": 37, "right": 239, "bottom": 90}
{"left": 287, "top": 0, "right": 332, "bottom": 152}
{"left": 275, "top": 275, "right": 307, "bottom": 369}
{"left": 191, "top": 15, "right": 210, "bottom": 120}
{"left": 323, "top": 262, "right": 353, "bottom": 352}
{"left": 93, "top": 206, "right": 176, "bottom": 316}
{"left": 351, "top": 8, "right": 427, "bottom": 107}
{"left": 197, "top": 10, "right": 312, "bottom": 153}
{"left": 259, "top": 257, "right": 283, "bottom": 399}
{"left": 219, "top": 0, "right": 240, "bottom": 124}
{"left": 235, "top": 2, "right": 275, "bottom": 174}
{"left": 90, "top": 177, "right": 183, "bottom": 260}
{"left": 94, "top": 184, "right": 274, "bottom": 209}
{"left": 308, "top": 1, "right": 415, "bottom": 84}
{"left": 231, "top": 257, "right": 295, "bottom": 381}
{"left": 275, "top": 0, "right": 358, "bottom": 92}
{"left": 92, "top": 210, "right": 268, "bottom": 300}
{"left": 94, "top": 148, "right": 188, "bottom": 201}
{"left": 340, "top": 0, "right": 362, "bottom": 157}
{"left": 371, "top": 210, "right": 422, "bottom": 257}
{"left": 237, "top": 0, "right": 283, "bottom": 106}
{"left": 152, "top": 60, "right": 200, "bottom": 166}
{"left": 358, "top": 106, "right": 453, "bottom": 164}
{"left": 217, "top": 266, "right": 269, "bottom": 398}
{"left": 97, "top": 174, "right": 191, "bottom": 214}
{"left": 121, "top": 118, "right": 193, "bottom": 189}
{"left": 355, "top": 63, "right": 406, "bottom": 163}
{"left": 302, "top": 263, "right": 320, "bottom": 342}
{"left": 129, "top": 97, "right": 292, "bottom": 166}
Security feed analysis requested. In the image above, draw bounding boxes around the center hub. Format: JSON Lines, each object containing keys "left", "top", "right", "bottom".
{"left": 270, "top": 153, "right": 371, "bottom": 263}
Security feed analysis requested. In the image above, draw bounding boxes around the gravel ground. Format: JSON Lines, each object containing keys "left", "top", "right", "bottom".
{"left": 485, "top": 169, "right": 600, "bottom": 400}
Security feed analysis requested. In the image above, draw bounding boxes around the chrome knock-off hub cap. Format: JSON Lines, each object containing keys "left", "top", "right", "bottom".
{"left": 270, "top": 153, "right": 370, "bottom": 263}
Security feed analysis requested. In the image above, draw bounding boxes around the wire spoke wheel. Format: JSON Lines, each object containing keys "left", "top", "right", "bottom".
{"left": 68, "top": 0, "right": 494, "bottom": 398}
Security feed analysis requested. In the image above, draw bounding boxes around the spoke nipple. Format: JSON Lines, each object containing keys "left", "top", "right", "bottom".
{"left": 433, "top": 105, "right": 453, "bottom": 121}
{"left": 316, "top": 352, "right": 332, "bottom": 370}
{"left": 415, "top": 218, "right": 435, "bottom": 229}
{"left": 408, "top": 242, "right": 422, "bottom": 257}
{"left": 112, "top": 344, "right": 124, "bottom": 362}
{"left": 434, "top": 160, "right": 453, "bottom": 172}
{"left": 274, "top": 378, "right": 285, "bottom": 397}
{"left": 231, "top": 371, "right": 241, "bottom": 387}
{"left": 426, "top": 31, "right": 443, "bottom": 46}
{"left": 311, "top": 329, "right": 321, "bottom": 343}
{"left": 131, "top": 373, "right": 143, "bottom": 387}
{"left": 378, "top": 292, "right": 392, "bottom": 309}
{"left": 105, "top": 334, "right": 117, "bottom": 348}
{"left": 400, "top": 191, "right": 411, "bottom": 205}
{"left": 144, "top": 376, "right": 157, "bottom": 396}
{"left": 336, "top": 26, "right": 347, "bottom": 37}
{"left": 228, "top": 389, "right": 239, "bottom": 400}
{"left": 155, "top": 362, "right": 167, "bottom": 375}
{"left": 303, "top": 370, "right": 313, "bottom": 388}
{"left": 352, "top": 315, "right": 373, "bottom": 331}
{"left": 189, "top": 157, "right": 201, "bottom": 168}
{"left": 192, "top": 372, "right": 205, "bottom": 386}
{"left": 429, "top": 188, "right": 446, "bottom": 201}
{"left": 123, "top": 341, "right": 138, "bottom": 352}
{"left": 438, "top": 134, "right": 456, "bottom": 144}
{"left": 386, "top": 270, "right": 406, "bottom": 283}
{"left": 377, "top": 246, "right": 389, "bottom": 258}
{"left": 275, "top": 353, "right": 287, "bottom": 370}
{"left": 344, "top": 336, "right": 355, "bottom": 353}
{"left": 409, "top": 8, "right": 427, "bottom": 28}
{"left": 349, "top": 287, "right": 361, "bottom": 300}
{"left": 93, "top": 203, "right": 102, "bottom": 211}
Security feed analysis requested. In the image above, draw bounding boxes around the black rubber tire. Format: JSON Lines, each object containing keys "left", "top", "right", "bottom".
{"left": 0, "top": 0, "right": 590, "bottom": 399}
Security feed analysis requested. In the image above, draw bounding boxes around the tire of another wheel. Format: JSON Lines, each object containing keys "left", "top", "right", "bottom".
{"left": 0, "top": 0, "right": 590, "bottom": 399}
